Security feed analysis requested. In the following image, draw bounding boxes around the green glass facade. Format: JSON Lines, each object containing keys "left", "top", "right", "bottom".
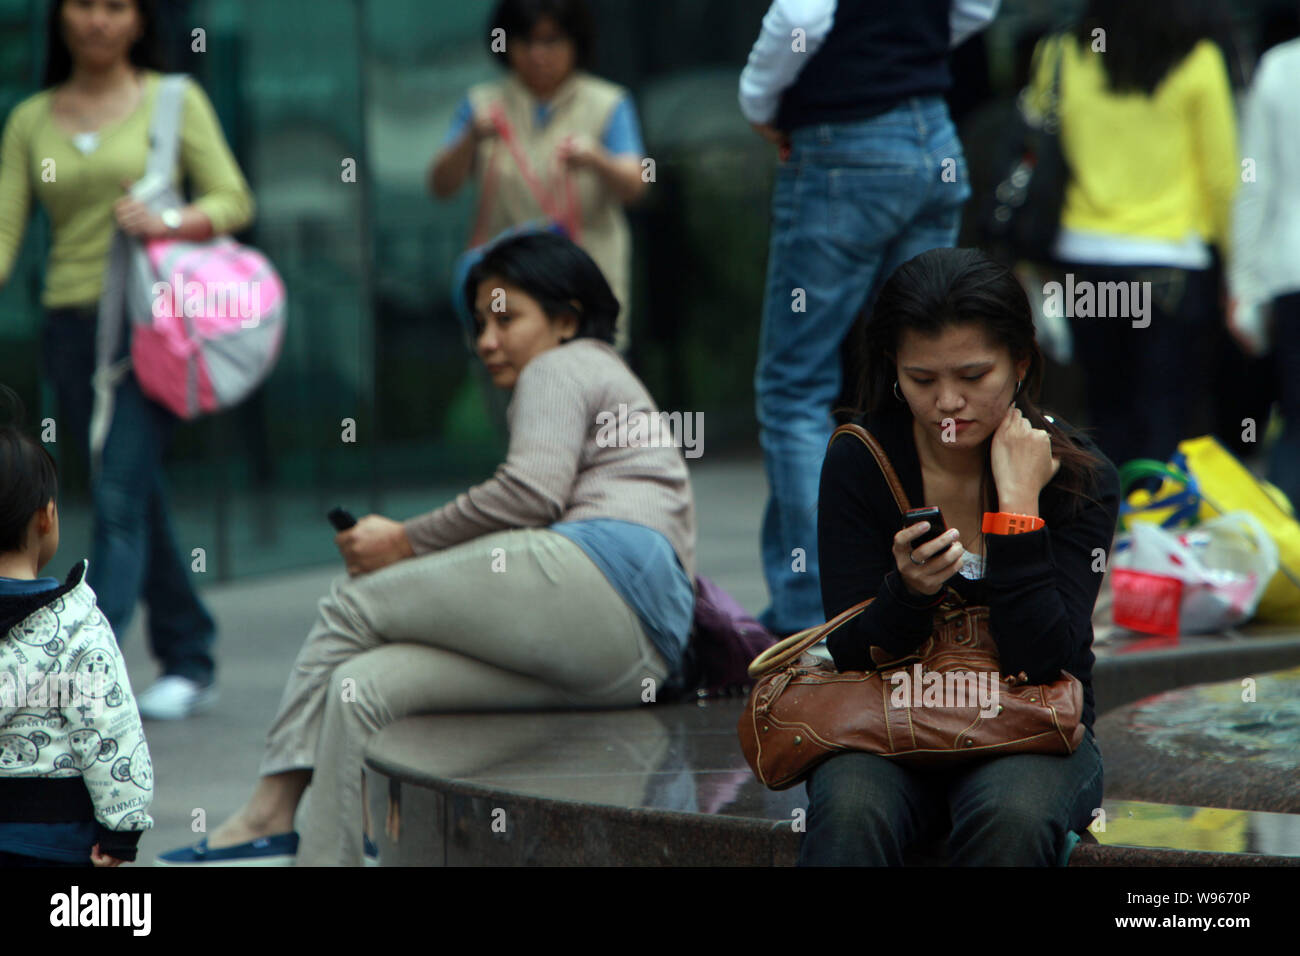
{"left": 0, "top": 0, "right": 1281, "bottom": 580}
{"left": 0, "top": 0, "right": 787, "bottom": 580}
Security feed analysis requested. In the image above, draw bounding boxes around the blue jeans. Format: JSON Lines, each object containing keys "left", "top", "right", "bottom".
{"left": 754, "top": 97, "right": 970, "bottom": 633}
{"left": 798, "top": 728, "right": 1104, "bottom": 866}
{"left": 1267, "top": 292, "right": 1300, "bottom": 508}
{"left": 42, "top": 307, "right": 216, "bottom": 686}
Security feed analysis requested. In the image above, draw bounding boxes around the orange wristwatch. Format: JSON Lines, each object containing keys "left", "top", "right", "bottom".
{"left": 981, "top": 512, "right": 1045, "bottom": 535}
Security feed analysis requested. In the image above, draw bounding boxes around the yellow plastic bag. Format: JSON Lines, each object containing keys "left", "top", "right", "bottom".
{"left": 1119, "top": 436, "right": 1300, "bottom": 624}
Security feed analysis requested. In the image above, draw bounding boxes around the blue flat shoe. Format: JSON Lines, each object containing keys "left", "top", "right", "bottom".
{"left": 155, "top": 832, "right": 299, "bottom": 866}
{"left": 364, "top": 834, "right": 380, "bottom": 866}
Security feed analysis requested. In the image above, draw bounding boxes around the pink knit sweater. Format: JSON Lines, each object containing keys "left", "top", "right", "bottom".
{"left": 402, "top": 339, "right": 697, "bottom": 579}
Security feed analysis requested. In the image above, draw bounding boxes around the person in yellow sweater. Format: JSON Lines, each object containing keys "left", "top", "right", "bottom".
{"left": 1028, "top": 0, "right": 1238, "bottom": 470}
{"left": 0, "top": 0, "right": 254, "bottom": 720}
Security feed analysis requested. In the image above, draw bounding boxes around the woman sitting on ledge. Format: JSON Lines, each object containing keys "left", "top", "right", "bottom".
{"left": 801, "top": 247, "right": 1120, "bottom": 866}
{"left": 159, "top": 232, "right": 697, "bottom": 866}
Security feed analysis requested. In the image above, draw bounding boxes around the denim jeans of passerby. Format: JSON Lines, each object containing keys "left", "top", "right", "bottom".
{"left": 798, "top": 728, "right": 1104, "bottom": 866}
{"left": 754, "top": 97, "right": 970, "bottom": 634}
{"left": 1268, "top": 292, "right": 1300, "bottom": 508}
{"left": 42, "top": 306, "right": 216, "bottom": 686}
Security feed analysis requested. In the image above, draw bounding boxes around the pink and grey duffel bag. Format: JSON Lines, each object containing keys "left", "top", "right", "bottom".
{"left": 91, "top": 74, "right": 286, "bottom": 469}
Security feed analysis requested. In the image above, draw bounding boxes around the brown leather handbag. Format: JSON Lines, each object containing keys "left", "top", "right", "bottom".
{"left": 737, "top": 424, "right": 1086, "bottom": 790}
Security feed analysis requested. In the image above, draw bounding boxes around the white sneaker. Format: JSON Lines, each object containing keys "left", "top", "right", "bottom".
{"left": 136, "top": 676, "right": 218, "bottom": 720}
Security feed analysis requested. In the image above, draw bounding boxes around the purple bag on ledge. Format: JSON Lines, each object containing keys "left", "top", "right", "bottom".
{"left": 683, "top": 576, "right": 777, "bottom": 697}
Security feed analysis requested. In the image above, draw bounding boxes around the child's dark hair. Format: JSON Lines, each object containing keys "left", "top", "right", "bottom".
{"left": 0, "top": 385, "right": 59, "bottom": 554}
{"left": 463, "top": 231, "right": 619, "bottom": 344}
{"left": 488, "top": 0, "right": 595, "bottom": 69}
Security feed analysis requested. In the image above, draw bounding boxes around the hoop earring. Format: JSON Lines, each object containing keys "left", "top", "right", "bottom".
{"left": 893, "top": 379, "right": 905, "bottom": 402}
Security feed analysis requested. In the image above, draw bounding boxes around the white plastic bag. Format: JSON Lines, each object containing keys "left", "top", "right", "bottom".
{"left": 1110, "top": 512, "right": 1279, "bottom": 634}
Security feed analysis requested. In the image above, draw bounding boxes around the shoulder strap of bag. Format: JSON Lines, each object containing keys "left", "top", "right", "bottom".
{"left": 88, "top": 74, "right": 189, "bottom": 474}
{"left": 829, "top": 423, "right": 912, "bottom": 515}
{"left": 747, "top": 424, "right": 915, "bottom": 677}
{"left": 1046, "top": 33, "right": 1066, "bottom": 128}
{"left": 146, "top": 73, "right": 188, "bottom": 182}
{"left": 1020, "top": 32, "right": 1066, "bottom": 131}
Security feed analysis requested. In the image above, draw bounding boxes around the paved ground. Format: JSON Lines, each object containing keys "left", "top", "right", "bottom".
{"left": 113, "top": 456, "right": 771, "bottom": 863}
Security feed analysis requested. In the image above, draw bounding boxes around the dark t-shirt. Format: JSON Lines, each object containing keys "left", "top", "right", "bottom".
{"left": 817, "top": 403, "right": 1121, "bottom": 729}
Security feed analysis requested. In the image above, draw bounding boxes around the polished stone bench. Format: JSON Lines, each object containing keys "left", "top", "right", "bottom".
{"left": 363, "top": 688, "right": 1300, "bottom": 866}
{"left": 363, "top": 581, "right": 1300, "bottom": 866}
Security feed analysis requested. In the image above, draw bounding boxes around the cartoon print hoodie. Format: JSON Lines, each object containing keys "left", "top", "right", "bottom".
{"left": 0, "top": 560, "right": 154, "bottom": 861}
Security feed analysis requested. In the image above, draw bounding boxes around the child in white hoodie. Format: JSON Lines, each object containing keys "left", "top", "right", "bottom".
{"left": 0, "top": 386, "right": 154, "bottom": 866}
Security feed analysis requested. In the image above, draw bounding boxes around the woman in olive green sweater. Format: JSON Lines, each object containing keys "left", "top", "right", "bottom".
{"left": 0, "top": 0, "right": 254, "bottom": 722}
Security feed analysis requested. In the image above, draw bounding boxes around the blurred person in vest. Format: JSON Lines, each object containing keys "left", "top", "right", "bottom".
{"left": 428, "top": 0, "right": 647, "bottom": 354}
{"left": 0, "top": 0, "right": 254, "bottom": 718}
{"left": 1229, "top": 27, "right": 1300, "bottom": 512}
{"left": 1025, "top": 0, "right": 1239, "bottom": 473}
{"left": 739, "top": 0, "right": 1000, "bottom": 636}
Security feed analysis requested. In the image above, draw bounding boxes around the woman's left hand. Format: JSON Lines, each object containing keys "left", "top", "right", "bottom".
{"left": 336, "top": 515, "right": 415, "bottom": 576}
{"left": 990, "top": 405, "right": 1060, "bottom": 505}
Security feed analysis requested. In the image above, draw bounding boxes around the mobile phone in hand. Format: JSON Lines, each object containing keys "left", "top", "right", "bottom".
{"left": 327, "top": 507, "right": 357, "bottom": 532}
{"left": 904, "top": 506, "right": 947, "bottom": 550}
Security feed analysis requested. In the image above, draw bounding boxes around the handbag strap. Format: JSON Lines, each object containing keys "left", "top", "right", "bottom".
{"left": 146, "top": 74, "right": 187, "bottom": 184}
{"left": 1043, "top": 32, "right": 1065, "bottom": 132}
{"left": 1020, "top": 32, "right": 1066, "bottom": 133}
{"left": 749, "top": 423, "right": 932, "bottom": 678}
{"left": 747, "top": 594, "right": 876, "bottom": 677}
{"left": 89, "top": 74, "right": 188, "bottom": 475}
{"left": 829, "top": 423, "right": 912, "bottom": 515}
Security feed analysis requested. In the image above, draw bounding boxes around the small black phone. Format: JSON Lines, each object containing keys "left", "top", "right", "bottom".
{"left": 904, "top": 506, "right": 947, "bottom": 550}
{"left": 327, "top": 507, "right": 357, "bottom": 532}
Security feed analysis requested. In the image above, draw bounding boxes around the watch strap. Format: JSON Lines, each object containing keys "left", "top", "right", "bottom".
{"left": 982, "top": 511, "right": 1045, "bottom": 535}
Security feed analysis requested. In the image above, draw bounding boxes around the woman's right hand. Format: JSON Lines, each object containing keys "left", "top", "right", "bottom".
{"left": 893, "top": 522, "right": 964, "bottom": 598}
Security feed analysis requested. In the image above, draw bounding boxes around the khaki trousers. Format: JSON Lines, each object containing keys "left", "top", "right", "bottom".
{"left": 257, "top": 528, "right": 670, "bottom": 865}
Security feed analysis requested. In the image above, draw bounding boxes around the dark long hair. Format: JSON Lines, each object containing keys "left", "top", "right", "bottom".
{"left": 463, "top": 231, "right": 619, "bottom": 344}
{"left": 43, "top": 0, "right": 166, "bottom": 88}
{"left": 488, "top": 0, "right": 595, "bottom": 69}
{"left": 850, "top": 247, "right": 1108, "bottom": 521}
{"left": 1073, "top": 0, "right": 1214, "bottom": 95}
{"left": 0, "top": 385, "right": 59, "bottom": 555}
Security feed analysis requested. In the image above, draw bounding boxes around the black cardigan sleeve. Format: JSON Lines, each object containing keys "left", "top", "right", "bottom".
{"left": 981, "top": 456, "right": 1121, "bottom": 683}
{"left": 818, "top": 434, "right": 943, "bottom": 670}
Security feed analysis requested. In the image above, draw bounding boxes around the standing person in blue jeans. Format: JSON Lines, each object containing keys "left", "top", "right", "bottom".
{"left": 0, "top": 0, "right": 255, "bottom": 718}
{"left": 739, "top": 0, "right": 1000, "bottom": 635}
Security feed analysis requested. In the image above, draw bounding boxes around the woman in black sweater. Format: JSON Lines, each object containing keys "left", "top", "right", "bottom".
{"left": 801, "top": 247, "right": 1121, "bottom": 866}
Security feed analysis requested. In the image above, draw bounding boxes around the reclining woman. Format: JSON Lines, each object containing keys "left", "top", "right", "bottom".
{"left": 160, "top": 232, "right": 697, "bottom": 865}
{"left": 802, "top": 247, "right": 1120, "bottom": 866}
